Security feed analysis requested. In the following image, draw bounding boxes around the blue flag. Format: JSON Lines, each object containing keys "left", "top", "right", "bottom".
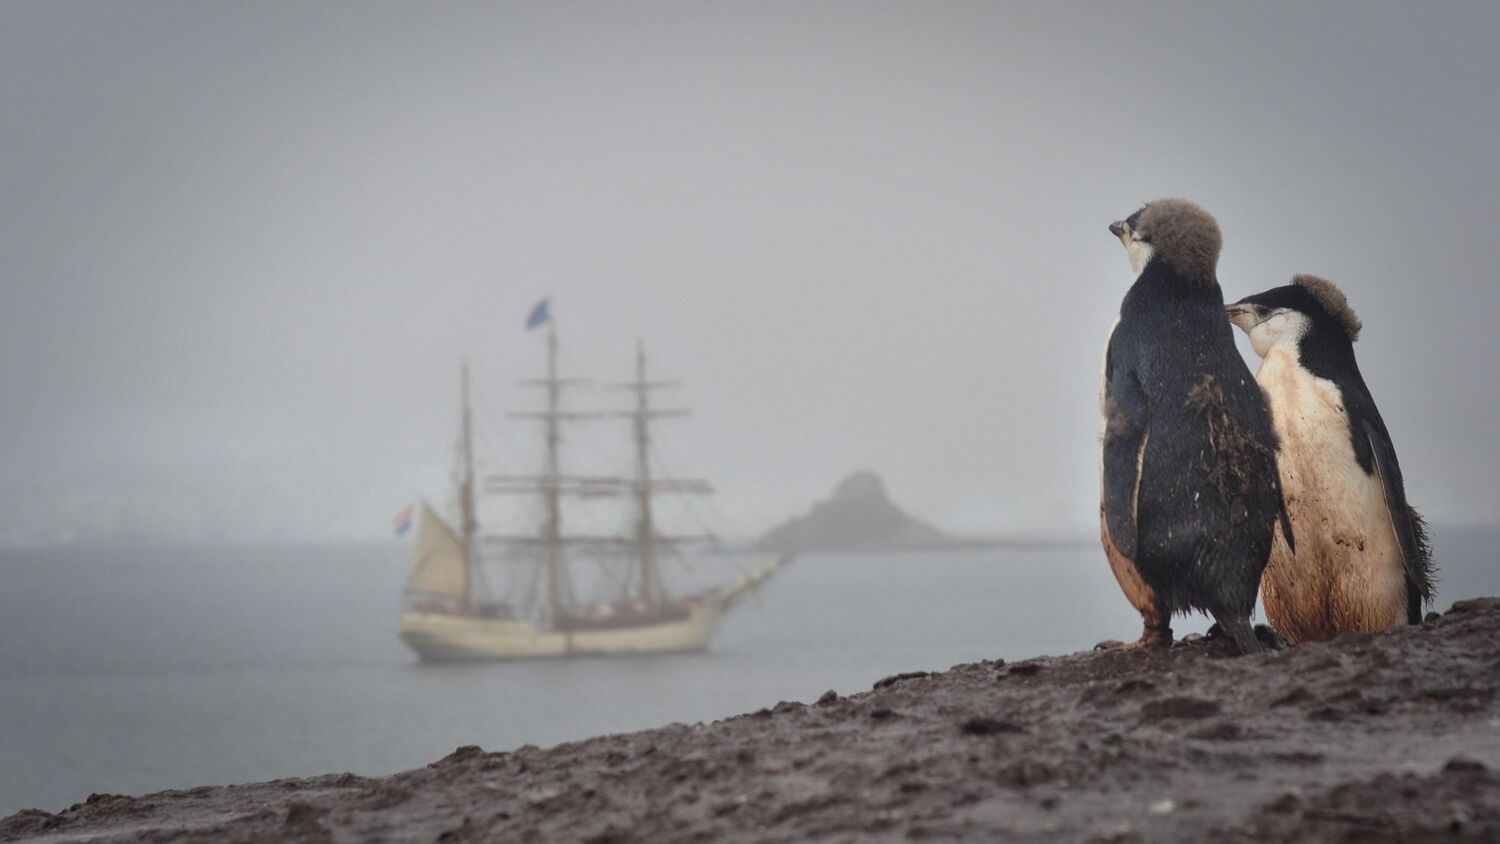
{"left": 525, "top": 298, "right": 551, "bottom": 331}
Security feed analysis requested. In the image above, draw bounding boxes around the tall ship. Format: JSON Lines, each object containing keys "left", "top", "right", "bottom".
{"left": 398, "top": 318, "right": 792, "bottom": 662}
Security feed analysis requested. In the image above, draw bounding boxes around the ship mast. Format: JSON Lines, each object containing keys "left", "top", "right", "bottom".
{"left": 605, "top": 340, "right": 712, "bottom": 608}
{"left": 621, "top": 342, "right": 674, "bottom": 604}
{"left": 487, "top": 322, "right": 601, "bottom": 626}
{"left": 541, "top": 327, "right": 564, "bottom": 623}
{"left": 458, "top": 357, "right": 477, "bottom": 612}
{"left": 632, "top": 342, "right": 658, "bottom": 603}
{"left": 485, "top": 329, "right": 712, "bottom": 622}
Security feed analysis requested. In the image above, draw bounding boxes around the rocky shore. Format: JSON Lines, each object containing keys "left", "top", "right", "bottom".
{"left": 6, "top": 599, "right": 1500, "bottom": 843}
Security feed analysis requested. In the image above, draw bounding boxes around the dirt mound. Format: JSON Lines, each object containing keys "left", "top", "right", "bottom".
{"left": 6, "top": 600, "right": 1499, "bottom": 842}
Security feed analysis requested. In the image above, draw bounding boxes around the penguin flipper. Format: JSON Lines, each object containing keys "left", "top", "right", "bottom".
{"left": 1362, "top": 418, "right": 1435, "bottom": 619}
{"left": 1101, "top": 348, "right": 1149, "bottom": 560}
{"left": 1276, "top": 492, "right": 1297, "bottom": 555}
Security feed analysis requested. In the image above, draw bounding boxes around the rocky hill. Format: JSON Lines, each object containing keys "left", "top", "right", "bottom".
{"left": 753, "top": 471, "right": 955, "bottom": 553}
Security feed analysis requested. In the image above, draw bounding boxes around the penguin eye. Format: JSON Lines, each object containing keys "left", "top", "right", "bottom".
{"left": 1256, "top": 306, "right": 1270, "bottom": 318}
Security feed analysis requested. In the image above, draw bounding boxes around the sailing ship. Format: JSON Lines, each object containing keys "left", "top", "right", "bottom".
{"left": 398, "top": 324, "right": 792, "bottom": 662}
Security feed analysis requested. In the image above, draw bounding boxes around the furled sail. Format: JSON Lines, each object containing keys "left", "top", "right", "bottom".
{"left": 405, "top": 502, "right": 468, "bottom": 599}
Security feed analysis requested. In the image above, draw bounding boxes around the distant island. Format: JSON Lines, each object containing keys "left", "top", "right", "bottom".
{"left": 753, "top": 471, "right": 960, "bottom": 554}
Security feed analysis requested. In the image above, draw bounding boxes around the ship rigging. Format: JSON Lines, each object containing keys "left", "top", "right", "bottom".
{"left": 398, "top": 320, "right": 791, "bottom": 661}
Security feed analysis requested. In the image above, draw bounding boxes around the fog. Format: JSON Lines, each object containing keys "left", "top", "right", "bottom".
{"left": 4, "top": 1, "right": 1498, "bottom": 545}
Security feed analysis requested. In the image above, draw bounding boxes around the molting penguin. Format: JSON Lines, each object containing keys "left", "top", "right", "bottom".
{"left": 1226, "top": 276, "right": 1434, "bottom": 642}
{"left": 1099, "top": 199, "right": 1288, "bottom": 655}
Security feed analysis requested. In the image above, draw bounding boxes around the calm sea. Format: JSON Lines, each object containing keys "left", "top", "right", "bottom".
{"left": 2, "top": 530, "right": 1497, "bottom": 815}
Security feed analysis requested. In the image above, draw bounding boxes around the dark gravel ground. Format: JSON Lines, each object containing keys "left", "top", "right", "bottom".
{"left": 6, "top": 598, "right": 1499, "bottom": 843}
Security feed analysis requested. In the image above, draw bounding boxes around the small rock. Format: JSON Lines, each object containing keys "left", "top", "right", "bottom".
{"left": 1187, "top": 721, "right": 1244, "bottom": 741}
{"left": 437, "top": 816, "right": 484, "bottom": 843}
{"left": 816, "top": 690, "right": 838, "bottom": 705}
{"left": 581, "top": 827, "right": 632, "bottom": 844}
{"left": 1268, "top": 751, "right": 1324, "bottom": 766}
{"left": 1253, "top": 624, "right": 1287, "bottom": 649}
{"left": 1422, "top": 686, "right": 1472, "bottom": 700}
{"left": 874, "top": 671, "right": 930, "bottom": 689}
{"left": 282, "top": 801, "right": 327, "bottom": 831}
{"left": 434, "top": 745, "right": 485, "bottom": 766}
{"left": 960, "top": 717, "right": 1023, "bottom": 735}
{"left": 0, "top": 809, "right": 62, "bottom": 838}
{"left": 1264, "top": 792, "right": 1302, "bottom": 814}
{"left": 1448, "top": 598, "right": 1496, "bottom": 614}
{"left": 1270, "top": 686, "right": 1314, "bottom": 707}
{"left": 1445, "top": 755, "right": 1489, "bottom": 773}
{"left": 1140, "top": 697, "right": 1221, "bottom": 721}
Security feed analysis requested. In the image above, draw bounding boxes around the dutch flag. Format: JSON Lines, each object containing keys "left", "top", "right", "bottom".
{"left": 393, "top": 503, "right": 415, "bottom": 536}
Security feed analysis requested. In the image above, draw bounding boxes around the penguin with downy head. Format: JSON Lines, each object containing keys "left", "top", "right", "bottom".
{"left": 1099, "top": 199, "right": 1289, "bottom": 655}
{"left": 1226, "top": 276, "right": 1434, "bottom": 643}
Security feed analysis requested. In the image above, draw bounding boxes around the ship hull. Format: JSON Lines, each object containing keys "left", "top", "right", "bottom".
{"left": 398, "top": 602, "right": 723, "bottom": 662}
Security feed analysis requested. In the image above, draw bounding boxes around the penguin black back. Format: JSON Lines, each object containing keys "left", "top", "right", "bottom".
{"left": 1108, "top": 248, "right": 1283, "bottom": 617}
{"left": 1101, "top": 199, "right": 1286, "bottom": 654}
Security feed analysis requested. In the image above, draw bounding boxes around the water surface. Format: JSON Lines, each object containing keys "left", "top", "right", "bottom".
{"left": 2, "top": 531, "right": 1495, "bottom": 815}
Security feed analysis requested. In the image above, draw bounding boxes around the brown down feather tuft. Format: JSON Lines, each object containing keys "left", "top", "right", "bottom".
{"left": 1135, "top": 198, "right": 1222, "bottom": 283}
{"left": 1292, "top": 273, "right": 1362, "bottom": 341}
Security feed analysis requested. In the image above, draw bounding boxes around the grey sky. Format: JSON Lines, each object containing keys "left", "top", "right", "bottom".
{"left": 3, "top": 1, "right": 1497, "bottom": 543}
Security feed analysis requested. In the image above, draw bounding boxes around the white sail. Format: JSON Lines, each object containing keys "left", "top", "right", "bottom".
{"left": 405, "top": 502, "right": 468, "bottom": 600}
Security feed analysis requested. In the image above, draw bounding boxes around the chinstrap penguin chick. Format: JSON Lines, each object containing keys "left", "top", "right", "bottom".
{"left": 1098, "top": 199, "right": 1289, "bottom": 655}
{"left": 1226, "top": 275, "right": 1434, "bottom": 642}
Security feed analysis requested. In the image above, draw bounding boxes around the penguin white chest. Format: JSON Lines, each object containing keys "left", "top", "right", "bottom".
{"left": 1255, "top": 348, "right": 1406, "bottom": 638}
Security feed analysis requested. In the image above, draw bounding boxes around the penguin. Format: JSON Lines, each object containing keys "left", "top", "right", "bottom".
{"left": 1099, "top": 199, "right": 1289, "bottom": 655}
{"left": 1225, "top": 275, "right": 1434, "bottom": 642}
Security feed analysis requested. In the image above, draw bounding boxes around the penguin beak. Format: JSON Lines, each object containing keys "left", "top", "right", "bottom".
{"left": 1108, "top": 221, "right": 1127, "bottom": 243}
{"left": 1224, "top": 303, "right": 1258, "bottom": 332}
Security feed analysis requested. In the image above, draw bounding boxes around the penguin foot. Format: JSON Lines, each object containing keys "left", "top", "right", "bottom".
{"left": 1094, "top": 624, "right": 1172, "bottom": 651}
{"left": 1206, "top": 619, "right": 1264, "bottom": 655}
